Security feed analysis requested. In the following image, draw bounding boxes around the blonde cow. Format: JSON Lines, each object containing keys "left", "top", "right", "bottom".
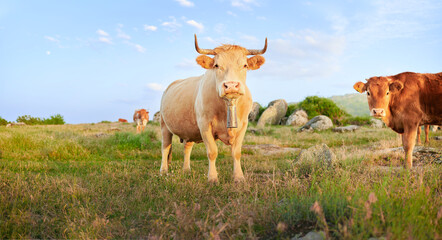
{"left": 160, "top": 35, "right": 267, "bottom": 182}
{"left": 133, "top": 109, "right": 149, "bottom": 133}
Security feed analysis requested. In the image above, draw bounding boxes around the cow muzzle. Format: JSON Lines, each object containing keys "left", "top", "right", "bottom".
{"left": 371, "top": 108, "right": 386, "bottom": 118}
{"left": 221, "top": 81, "right": 244, "bottom": 99}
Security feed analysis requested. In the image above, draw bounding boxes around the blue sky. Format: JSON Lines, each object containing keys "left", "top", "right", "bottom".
{"left": 1, "top": 0, "right": 441, "bottom": 123}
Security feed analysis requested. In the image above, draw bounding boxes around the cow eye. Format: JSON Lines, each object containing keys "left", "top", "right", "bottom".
{"left": 244, "top": 64, "right": 248, "bottom": 68}
{"left": 367, "top": 91, "right": 370, "bottom": 96}
{"left": 386, "top": 91, "right": 390, "bottom": 95}
{"left": 214, "top": 64, "right": 219, "bottom": 68}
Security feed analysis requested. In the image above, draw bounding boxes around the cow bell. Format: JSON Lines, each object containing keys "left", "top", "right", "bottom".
{"left": 226, "top": 99, "right": 238, "bottom": 128}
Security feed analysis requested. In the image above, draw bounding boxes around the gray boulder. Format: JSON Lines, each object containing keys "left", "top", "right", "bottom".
{"left": 370, "top": 118, "right": 384, "bottom": 128}
{"left": 297, "top": 144, "right": 336, "bottom": 168}
{"left": 248, "top": 102, "right": 261, "bottom": 122}
{"left": 299, "top": 115, "right": 333, "bottom": 132}
{"left": 333, "top": 125, "right": 360, "bottom": 133}
{"left": 291, "top": 231, "right": 326, "bottom": 240}
{"left": 257, "top": 99, "right": 288, "bottom": 127}
{"left": 152, "top": 111, "right": 161, "bottom": 123}
{"left": 286, "top": 110, "right": 308, "bottom": 126}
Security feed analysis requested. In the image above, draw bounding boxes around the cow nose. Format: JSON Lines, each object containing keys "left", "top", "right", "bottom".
{"left": 223, "top": 81, "right": 240, "bottom": 93}
{"left": 371, "top": 108, "right": 385, "bottom": 116}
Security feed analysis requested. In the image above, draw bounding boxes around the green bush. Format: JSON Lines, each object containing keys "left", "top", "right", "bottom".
{"left": 298, "top": 96, "right": 349, "bottom": 121}
{"left": 338, "top": 116, "right": 373, "bottom": 126}
{"left": 0, "top": 117, "right": 9, "bottom": 126}
{"left": 16, "top": 114, "right": 65, "bottom": 125}
{"left": 16, "top": 115, "right": 43, "bottom": 125}
{"left": 42, "top": 114, "right": 65, "bottom": 125}
{"left": 286, "top": 103, "right": 299, "bottom": 117}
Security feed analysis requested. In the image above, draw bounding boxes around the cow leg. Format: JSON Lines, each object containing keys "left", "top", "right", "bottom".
{"left": 424, "top": 125, "right": 430, "bottom": 144}
{"left": 416, "top": 126, "right": 422, "bottom": 145}
{"left": 142, "top": 119, "right": 148, "bottom": 132}
{"left": 160, "top": 121, "right": 173, "bottom": 174}
{"left": 231, "top": 124, "right": 247, "bottom": 182}
{"left": 200, "top": 126, "right": 219, "bottom": 183}
{"left": 183, "top": 141, "right": 194, "bottom": 172}
{"left": 402, "top": 124, "right": 418, "bottom": 169}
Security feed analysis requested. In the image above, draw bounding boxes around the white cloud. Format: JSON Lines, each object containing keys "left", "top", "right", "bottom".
{"left": 146, "top": 83, "right": 165, "bottom": 92}
{"left": 44, "top": 36, "right": 60, "bottom": 43}
{"left": 134, "top": 44, "right": 146, "bottom": 53}
{"left": 46, "top": 51, "right": 51, "bottom": 55}
{"left": 124, "top": 41, "right": 146, "bottom": 53}
{"left": 226, "top": 11, "right": 237, "bottom": 17}
{"left": 98, "top": 37, "right": 113, "bottom": 44}
{"left": 96, "top": 29, "right": 109, "bottom": 37}
{"left": 161, "top": 17, "right": 182, "bottom": 32}
{"left": 175, "top": 0, "right": 194, "bottom": 7}
{"left": 186, "top": 20, "right": 204, "bottom": 32}
{"left": 231, "top": 0, "right": 259, "bottom": 11}
{"left": 116, "top": 28, "right": 131, "bottom": 40}
{"left": 259, "top": 30, "right": 346, "bottom": 80}
{"left": 175, "top": 58, "right": 199, "bottom": 69}
{"left": 144, "top": 25, "right": 157, "bottom": 31}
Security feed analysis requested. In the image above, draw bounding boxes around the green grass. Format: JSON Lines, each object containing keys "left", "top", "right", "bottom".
{"left": 0, "top": 122, "right": 441, "bottom": 239}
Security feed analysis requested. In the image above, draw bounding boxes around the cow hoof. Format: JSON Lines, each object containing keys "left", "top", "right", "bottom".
{"left": 208, "top": 176, "right": 219, "bottom": 184}
{"left": 183, "top": 167, "right": 191, "bottom": 173}
{"left": 160, "top": 168, "right": 168, "bottom": 175}
{"left": 234, "top": 175, "right": 245, "bottom": 183}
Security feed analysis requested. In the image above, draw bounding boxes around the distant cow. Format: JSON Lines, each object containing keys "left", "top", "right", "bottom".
{"left": 354, "top": 72, "right": 442, "bottom": 168}
{"left": 160, "top": 35, "right": 267, "bottom": 182}
{"left": 133, "top": 109, "right": 149, "bottom": 133}
{"left": 416, "top": 125, "right": 430, "bottom": 145}
{"left": 118, "top": 118, "right": 128, "bottom": 123}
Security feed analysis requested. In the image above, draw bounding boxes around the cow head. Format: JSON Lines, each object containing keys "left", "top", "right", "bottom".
{"left": 354, "top": 77, "right": 403, "bottom": 119}
{"left": 194, "top": 34, "right": 266, "bottom": 100}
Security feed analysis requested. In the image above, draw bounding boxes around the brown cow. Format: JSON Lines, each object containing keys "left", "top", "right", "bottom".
{"left": 133, "top": 109, "right": 149, "bottom": 133}
{"left": 354, "top": 72, "right": 442, "bottom": 168}
{"left": 160, "top": 35, "right": 267, "bottom": 182}
{"left": 416, "top": 125, "right": 430, "bottom": 145}
{"left": 118, "top": 118, "right": 128, "bottom": 123}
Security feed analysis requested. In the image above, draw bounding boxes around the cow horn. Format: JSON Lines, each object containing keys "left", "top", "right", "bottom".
{"left": 247, "top": 38, "right": 268, "bottom": 55}
{"left": 194, "top": 34, "right": 216, "bottom": 55}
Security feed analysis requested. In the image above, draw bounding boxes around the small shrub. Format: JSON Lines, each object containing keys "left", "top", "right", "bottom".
{"left": 16, "top": 115, "right": 43, "bottom": 125}
{"left": 338, "top": 116, "right": 372, "bottom": 126}
{"left": 285, "top": 103, "right": 299, "bottom": 117}
{"left": 0, "top": 117, "right": 9, "bottom": 126}
{"left": 16, "top": 114, "right": 65, "bottom": 125}
{"left": 99, "top": 120, "right": 111, "bottom": 124}
{"left": 298, "top": 96, "right": 349, "bottom": 122}
{"left": 42, "top": 114, "right": 65, "bottom": 125}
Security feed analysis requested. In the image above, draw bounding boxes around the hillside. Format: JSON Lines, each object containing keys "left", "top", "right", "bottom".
{"left": 330, "top": 93, "right": 370, "bottom": 116}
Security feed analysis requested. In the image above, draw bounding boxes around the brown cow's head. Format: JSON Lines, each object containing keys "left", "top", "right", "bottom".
{"left": 194, "top": 34, "right": 266, "bottom": 100}
{"left": 354, "top": 77, "right": 403, "bottom": 119}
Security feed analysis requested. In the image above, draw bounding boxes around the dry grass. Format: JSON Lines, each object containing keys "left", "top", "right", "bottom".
{"left": 0, "top": 123, "right": 441, "bottom": 239}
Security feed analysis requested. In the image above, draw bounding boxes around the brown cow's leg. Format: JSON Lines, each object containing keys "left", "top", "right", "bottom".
{"left": 402, "top": 124, "right": 418, "bottom": 169}
{"left": 424, "top": 125, "right": 430, "bottom": 144}
{"left": 200, "top": 125, "right": 219, "bottom": 183}
{"left": 183, "top": 141, "right": 194, "bottom": 172}
{"left": 160, "top": 119, "right": 173, "bottom": 174}
{"left": 231, "top": 124, "right": 247, "bottom": 182}
{"left": 416, "top": 126, "right": 422, "bottom": 145}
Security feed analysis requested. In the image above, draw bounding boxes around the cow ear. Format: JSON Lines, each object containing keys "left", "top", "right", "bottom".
{"left": 247, "top": 56, "right": 265, "bottom": 70}
{"left": 196, "top": 55, "right": 214, "bottom": 69}
{"left": 353, "top": 82, "right": 366, "bottom": 93}
{"left": 389, "top": 81, "right": 403, "bottom": 93}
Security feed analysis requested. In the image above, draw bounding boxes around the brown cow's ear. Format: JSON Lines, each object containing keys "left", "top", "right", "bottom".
{"left": 389, "top": 81, "right": 403, "bottom": 93}
{"left": 196, "top": 55, "right": 214, "bottom": 69}
{"left": 353, "top": 82, "right": 366, "bottom": 93}
{"left": 247, "top": 55, "right": 265, "bottom": 70}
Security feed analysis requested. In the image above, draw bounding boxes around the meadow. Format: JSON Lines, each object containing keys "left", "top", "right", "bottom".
{"left": 0, "top": 122, "right": 441, "bottom": 239}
